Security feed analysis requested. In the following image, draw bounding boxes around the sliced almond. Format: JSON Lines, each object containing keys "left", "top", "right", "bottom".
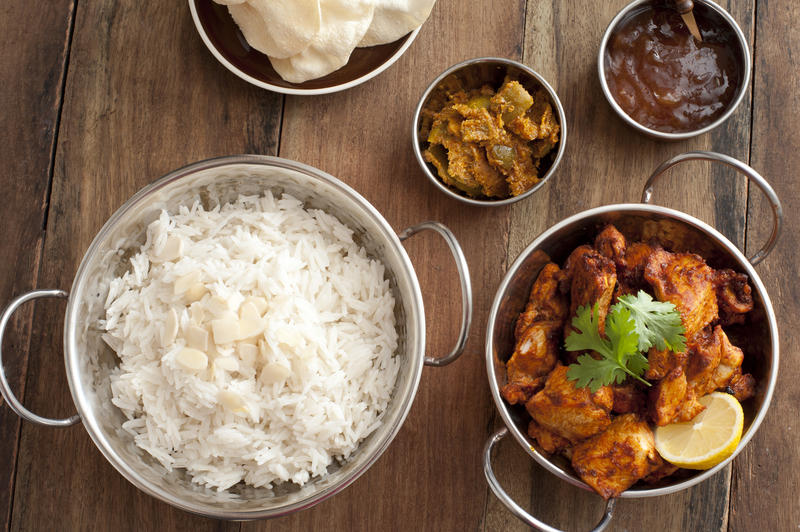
{"left": 218, "top": 390, "right": 247, "bottom": 413}
{"left": 276, "top": 327, "right": 302, "bottom": 348}
{"left": 189, "top": 302, "right": 205, "bottom": 324}
{"left": 238, "top": 342, "right": 258, "bottom": 366}
{"left": 184, "top": 283, "right": 207, "bottom": 303}
{"left": 206, "top": 295, "right": 230, "bottom": 317}
{"left": 239, "top": 302, "right": 261, "bottom": 322}
{"left": 239, "top": 316, "right": 266, "bottom": 340}
{"left": 151, "top": 235, "right": 183, "bottom": 263}
{"left": 258, "top": 338, "right": 271, "bottom": 360}
{"left": 185, "top": 324, "right": 209, "bottom": 352}
{"left": 160, "top": 308, "right": 179, "bottom": 347}
{"left": 259, "top": 362, "right": 291, "bottom": 384}
{"left": 214, "top": 356, "right": 239, "bottom": 372}
{"left": 211, "top": 317, "right": 240, "bottom": 345}
{"left": 175, "top": 347, "right": 208, "bottom": 371}
{"left": 173, "top": 271, "right": 201, "bottom": 295}
{"left": 244, "top": 296, "right": 268, "bottom": 315}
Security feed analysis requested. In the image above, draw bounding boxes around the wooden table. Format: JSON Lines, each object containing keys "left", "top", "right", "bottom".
{"left": 1, "top": 1, "right": 797, "bottom": 530}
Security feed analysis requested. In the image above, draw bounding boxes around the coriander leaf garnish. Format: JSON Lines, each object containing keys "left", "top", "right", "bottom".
{"left": 565, "top": 303, "right": 650, "bottom": 392}
{"left": 614, "top": 291, "right": 687, "bottom": 353}
{"left": 565, "top": 290, "right": 687, "bottom": 392}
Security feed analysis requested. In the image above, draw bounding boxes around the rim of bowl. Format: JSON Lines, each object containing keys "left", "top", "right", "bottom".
{"left": 411, "top": 57, "right": 567, "bottom": 207}
{"left": 64, "top": 154, "right": 427, "bottom": 519}
{"left": 485, "top": 203, "right": 778, "bottom": 498}
{"left": 188, "top": 0, "right": 421, "bottom": 96}
{"left": 597, "top": 0, "right": 752, "bottom": 140}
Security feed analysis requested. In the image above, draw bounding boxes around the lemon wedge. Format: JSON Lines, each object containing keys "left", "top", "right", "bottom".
{"left": 654, "top": 391, "right": 744, "bottom": 470}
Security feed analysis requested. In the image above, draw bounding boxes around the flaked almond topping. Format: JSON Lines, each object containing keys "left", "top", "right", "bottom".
{"left": 185, "top": 324, "right": 209, "bottom": 352}
{"left": 160, "top": 308, "right": 179, "bottom": 347}
{"left": 173, "top": 270, "right": 202, "bottom": 295}
{"left": 244, "top": 296, "right": 268, "bottom": 315}
{"left": 206, "top": 295, "right": 230, "bottom": 317}
{"left": 211, "top": 317, "right": 240, "bottom": 345}
{"left": 218, "top": 390, "right": 247, "bottom": 413}
{"left": 151, "top": 235, "right": 183, "bottom": 263}
{"left": 189, "top": 302, "right": 205, "bottom": 324}
{"left": 214, "top": 357, "right": 239, "bottom": 372}
{"left": 175, "top": 347, "right": 208, "bottom": 371}
{"left": 259, "top": 362, "right": 291, "bottom": 384}
{"left": 237, "top": 342, "right": 258, "bottom": 365}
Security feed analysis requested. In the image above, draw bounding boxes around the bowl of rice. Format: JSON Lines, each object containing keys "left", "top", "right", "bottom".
{"left": 0, "top": 155, "right": 472, "bottom": 519}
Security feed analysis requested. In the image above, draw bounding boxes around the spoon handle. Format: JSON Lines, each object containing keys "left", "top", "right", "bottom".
{"left": 674, "top": 0, "right": 694, "bottom": 14}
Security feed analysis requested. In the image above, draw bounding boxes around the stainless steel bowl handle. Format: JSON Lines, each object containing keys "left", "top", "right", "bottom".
{"left": 641, "top": 151, "right": 783, "bottom": 265}
{"left": 483, "top": 428, "right": 616, "bottom": 532}
{"left": 0, "top": 289, "right": 80, "bottom": 427}
{"left": 399, "top": 222, "right": 472, "bottom": 367}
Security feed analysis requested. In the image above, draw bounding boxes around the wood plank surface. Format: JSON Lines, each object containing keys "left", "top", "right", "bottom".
{"left": 1, "top": 0, "right": 796, "bottom": 530}
{"left": 0, "top": 1, "right": 76, "bottom": 529}
{"left": 9, "top": 1, "right": 280, "bottom": 530}
{"left": 729, "top": 0, "right": 800, "bottom": 529}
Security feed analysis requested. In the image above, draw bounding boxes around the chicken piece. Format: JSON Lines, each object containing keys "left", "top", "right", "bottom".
{"left": 526, "top": 365, "right": 613, "bottom": 444}
{"left": 676, "top": 387, "right": 706, "bottom": 422}
{"left": 648, "top": 367, "right": 688, "bottom": 426}
{"left": 611, "top": 382, "right": 647, "bottom": 415}
{"left": 595, "top": 225, "right": 627, "bottom": 263}
{"left": 502, "top": 264, "right": 568, "bottom": 405}
{"left": 644, "top": 347, "right": 688, "bottom": 381}
{"left": 728, "top": 373, "right": 756, "bottom": 402}
{"left": 527, "top": 419, "right": 571, "bottom": 454}
{"left": 615, "top": 241, "right": 657, "bottom": 297}
{"left": 685, "top": 326, "right": 722, "bottom": 394}
{"left": 514, "top": 263, "right": 568, "bottom": 337}
{"left": 686, "top": 326, "right": 744, "bottom": 397}
{"left": 644, "top": 248, "right": 718, "bottom": 338}
{"left": 643, "top": 462, "right": 680, "bottom": 484}
{"left": 563, "top": 246, "right": 617, "bottom": 338}
{"left": 502, "top": 322, "right": 561, "bottom": 404}
{"left": 571, "top": 413, "right": 663, "bottom": 499}
{"left": 715, "top": 269, "right": 753, "bottom": 326}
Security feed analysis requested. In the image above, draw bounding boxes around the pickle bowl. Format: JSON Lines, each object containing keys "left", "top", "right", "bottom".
{"left": 598, "top": 0, "right": 751, "bottom": 140}
{"left": 412, "top": 57, "right": 567, "bottom": 207}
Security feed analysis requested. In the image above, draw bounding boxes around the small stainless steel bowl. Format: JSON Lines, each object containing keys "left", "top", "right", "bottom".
{"left": 412, "top": 57, "right": 567, "bottom": 207}
{"left": 598, "top": 0, "right": 751, "bottom": 140}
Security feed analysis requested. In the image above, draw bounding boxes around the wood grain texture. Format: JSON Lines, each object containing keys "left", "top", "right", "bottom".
{"left": 730, "top": 0, "right": 800, "bottom": 529}
{"left": 485, "top": 0, "right": 755, "bottom": 530}
{"left": 3, "top": 0, "right": 796, "bottom": 530}
{"left": 9, "top": 0, "right": 280, "bottom": 530}
{"left": 241, "top": 0, "right": 525, "bottom": 530}
{"left": 0, "top": 1, "right": 75, "bottom": 529}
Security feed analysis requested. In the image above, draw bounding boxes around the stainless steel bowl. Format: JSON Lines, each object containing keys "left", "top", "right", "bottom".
{"left": 412, "top": 57, "right": 567, "bottom": 206}
{"left": 598, "top": 0, "right": 751, "bottom": 140}
{"left": 483, "top": 152, "right": 782, "bottom": 530}
{"left": 0, "top": 155, "right": 473, "bottom": 519}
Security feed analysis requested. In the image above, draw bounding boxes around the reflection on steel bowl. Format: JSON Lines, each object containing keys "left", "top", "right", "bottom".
{"left": 483, "top": 152, "right": 781, "bottom": 530}
{"left": 0, "top": 155, "right": 473, "bottom": 520}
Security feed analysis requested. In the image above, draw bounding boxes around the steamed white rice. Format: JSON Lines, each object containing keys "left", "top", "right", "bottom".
{"left": 101, "top": 192, "right": 399, "bottom": 491}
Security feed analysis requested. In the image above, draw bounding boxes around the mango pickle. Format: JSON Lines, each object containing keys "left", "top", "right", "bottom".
{"left": 421, "top": 76, "right": 560, "bottom": 199}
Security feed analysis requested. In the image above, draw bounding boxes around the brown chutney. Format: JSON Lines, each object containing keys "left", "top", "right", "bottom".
{"left": 604, "top": 3, "right": 743, "bottom": 134}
